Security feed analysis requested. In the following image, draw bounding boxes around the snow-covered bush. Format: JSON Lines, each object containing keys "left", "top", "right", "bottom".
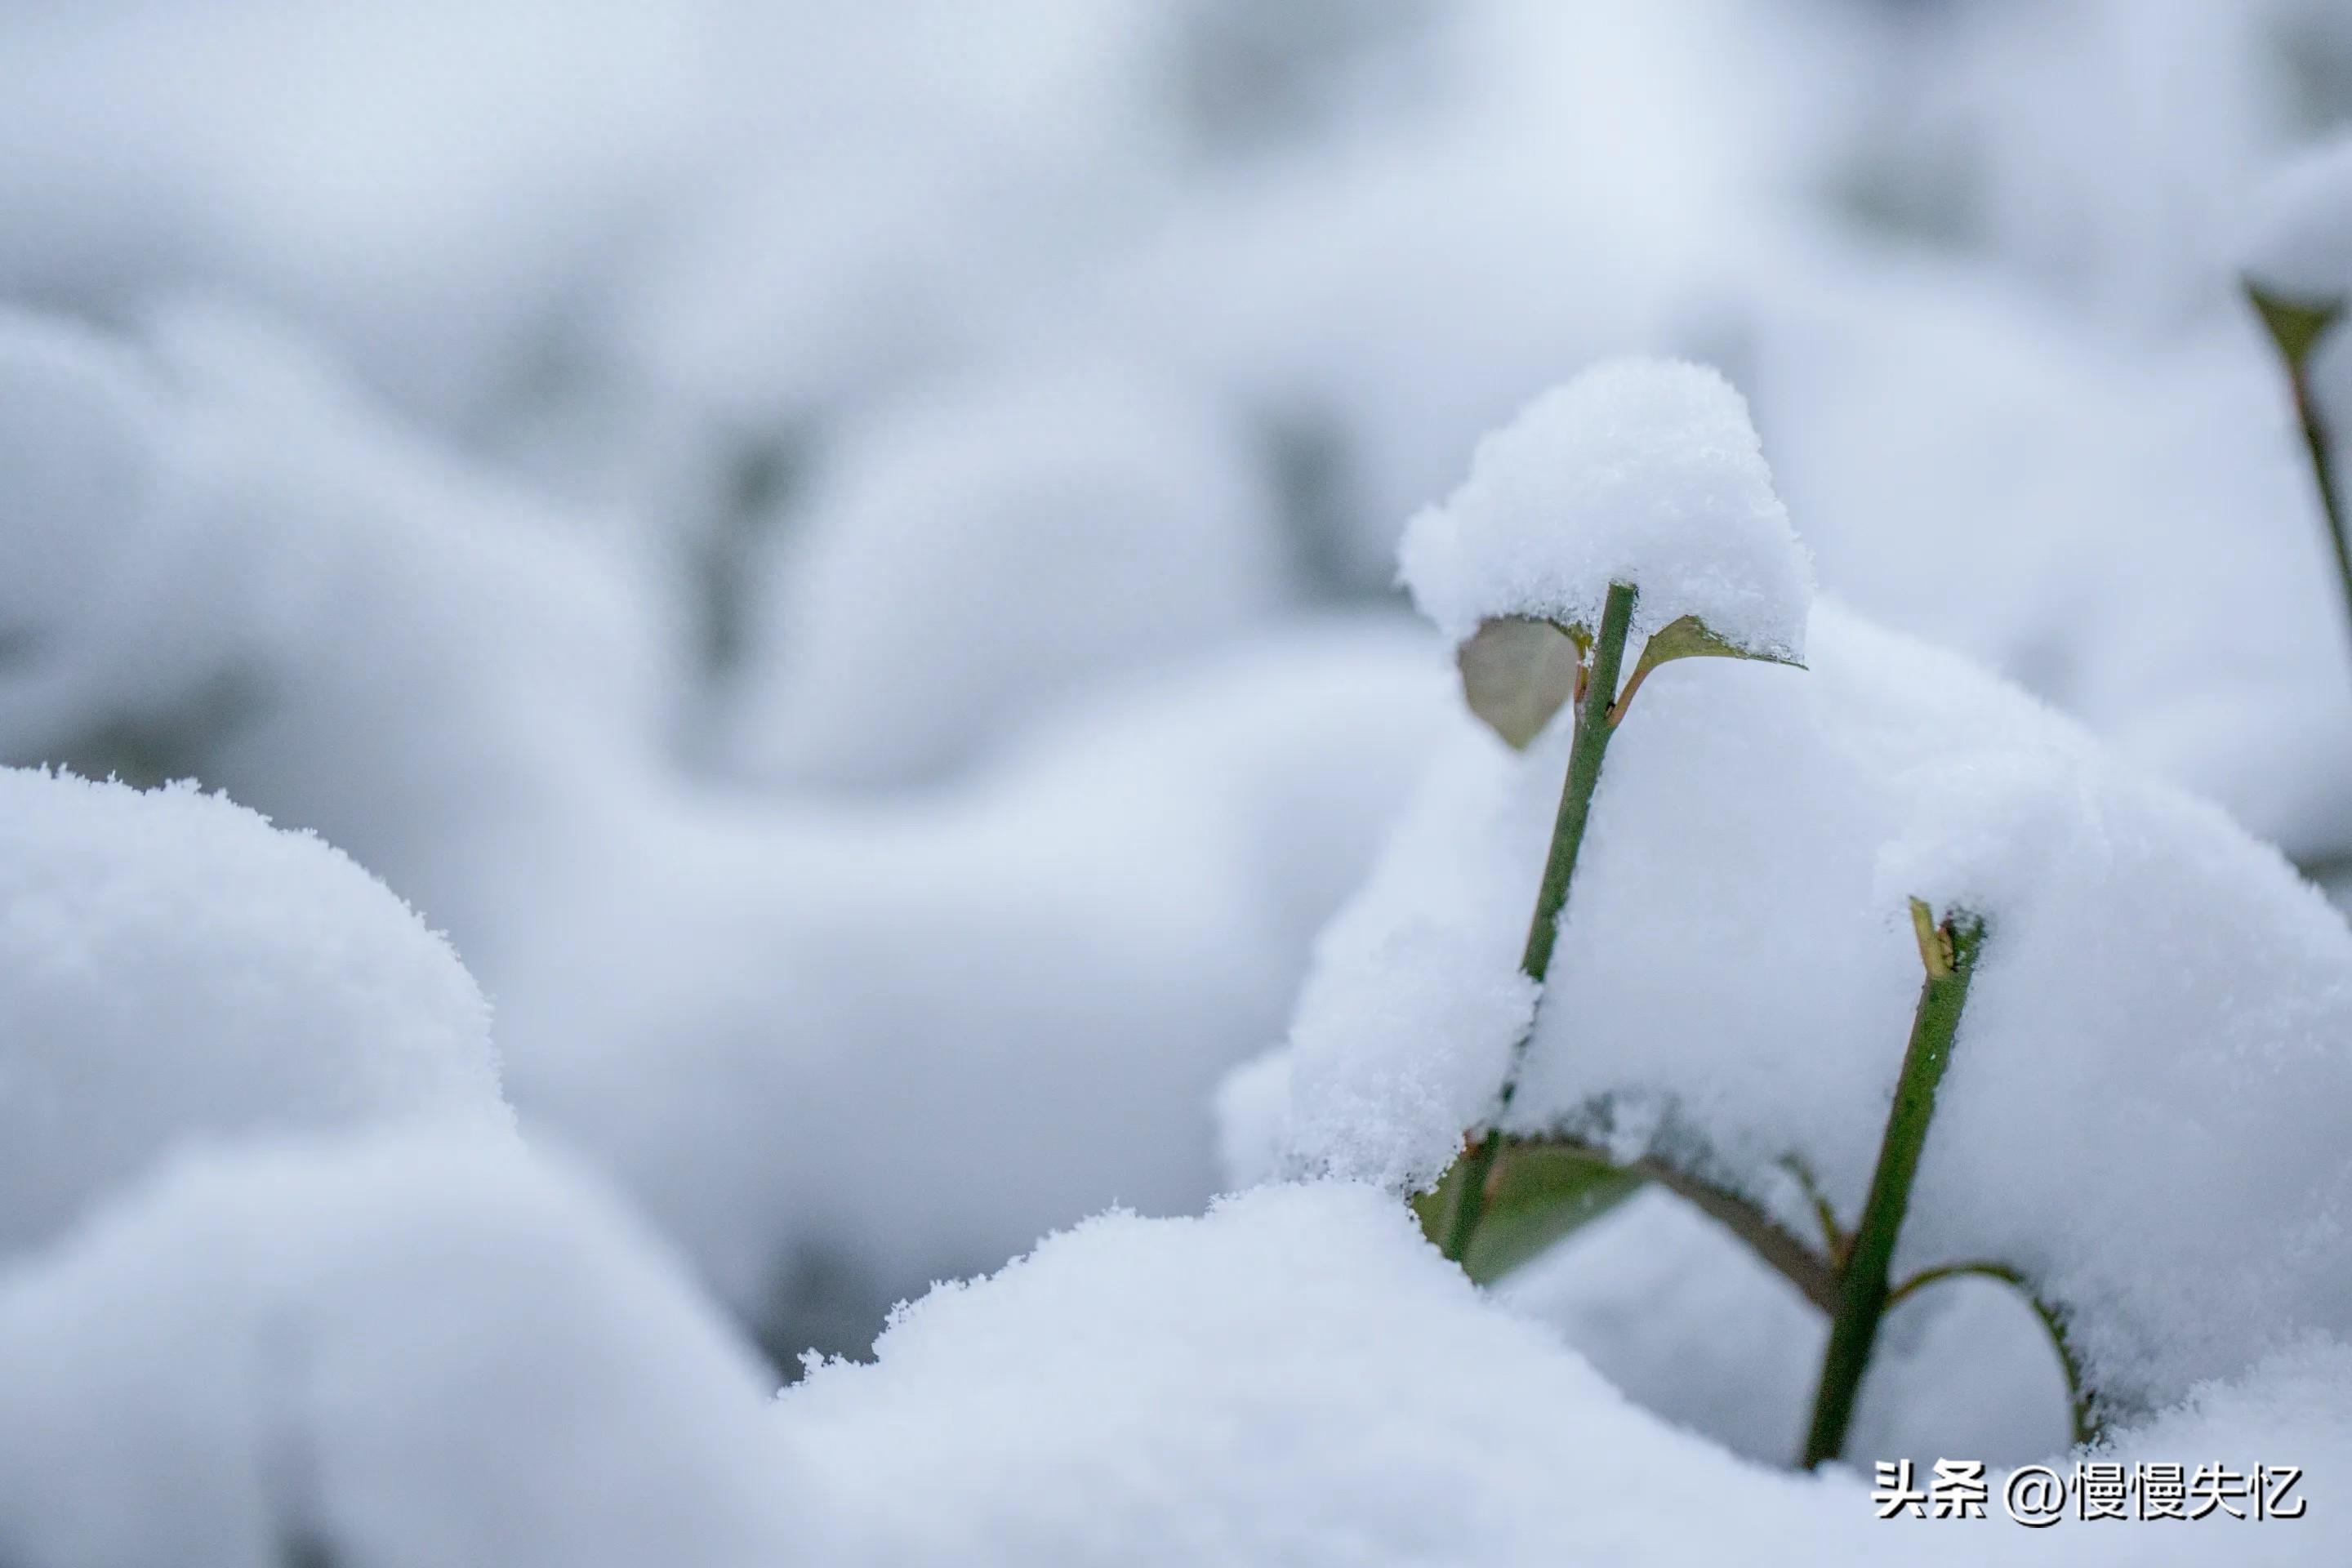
{"left": 11, "top": 9, "right": 2352, "bottom": 1558}
{"left": 501, "top": 618, "right": 1443, "bottom": 1352}
{"left": 0, "top": 301, "right": 677, "bottom": 973}
{"left": 0, "top": 1125, "right": 800, "bottom": 1568}
{"left": 1227, "top": 356, "right": 2352, "bottom": 1464}
{"left": 0, "top": 765, "right": 505, "bottom": 1259}
{"left": 728, "top": 356, "right": 1290, "bottom": 788}
{"left": 1737, "top": 252, "right": 2352, "bottom": 871}
{"left": 0, "top": 301, "right": 1438, "bottom": 1359}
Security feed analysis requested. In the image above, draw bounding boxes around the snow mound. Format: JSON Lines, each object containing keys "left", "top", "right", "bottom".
{"left": 500, "top": 619, "right": 1445, "bottom": 1344}
{"left": 0, "top": 1126, "right": 800, "bottom": 1568}
{"left": 730, "top": 356, "right": 1288, "bottom": 789}
{"left": 779, "top": 1181, "right": 1879, "bottom": 1566}
{"left": 786, "top": 1178, "right": 2352, "bottom": 1562}
{"left": 2243, "top": 131, "right": 2352, "bottom": 307}
{"left": 0, "top": 301, "right": 677, "bottom": 970}
{"left": 1246, "top": 597, "right": 2352, "bottom": 1418}
{"left": 0, "top": 309, "right": 167, "bottom": 696}
{"left": 1398, "top": 358, "right": 1812, "bottom": 657}
{"left": 0, "top": 767, "right": 506, "bottom": 1258}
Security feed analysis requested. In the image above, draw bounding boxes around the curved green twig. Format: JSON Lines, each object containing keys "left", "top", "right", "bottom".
{"left": 1779, "top": 1153, "right": 1849, "bottom": 1267}
{"left": 1888, "top": 1260, "right": 2100, "bottom": 1449}
{"left": 1437, "top": 1132, "right": 1841, "bottom": 1312}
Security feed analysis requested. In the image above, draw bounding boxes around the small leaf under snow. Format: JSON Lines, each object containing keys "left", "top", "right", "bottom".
{"left": 1412, "top": 1140, "right": 1641, "bottom": 1285}
{"left": 1457, "top": 616, "right": 1586, "bottom": 750}
{"left": 1610, "top": 613, "right": 1802, "bottom": 725}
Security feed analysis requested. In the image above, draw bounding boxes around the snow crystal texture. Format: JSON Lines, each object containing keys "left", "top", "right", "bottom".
{"left": 1398, "top": 357, "right": 1813, "bottom": 657}
{"left": 0, "top": 768, "right": 506, "bottom": 1259}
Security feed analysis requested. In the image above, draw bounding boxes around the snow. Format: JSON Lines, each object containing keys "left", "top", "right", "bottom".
{"left": 0, "top": 767, "right": 505, "bottom": 1259}
{"left": 3, "top": 1148, "right": 2334, "bottom": 1566}
{"left": 779, "top": 1180, "right": 1881, "bottom": 1566}
{"left": 728, "top": 356, "right": 1290, "bottom": 788}
{"left": 1276, "top": 813, "right": 1541, "bottom": 1191}
{"left": 1499, "top": 1187, "right": 2075, "bottom": 1469}
{"left": 782, "top": 1178, "right": 2352, "bottom": 1564}
{"left": 1397, "top": 358, "right": 1814, "bottom": 657}
{"left": 2243, "top": 131, "right": 2352, "bottom": 309}
{"left": 0, "top": 301, "right": 679, "bottom": 973}
{"left": 1253, "top": 595, "right": 2352, "bottom": 1418}
{"left": 1742, "top": 246, "right": 2352, "bottom": 867}
{"left": 0, "top": 310, "right": 167, "bottom": 687}
{"left": 0, "top": 1125, "right": 800, "bottom": 1568}
{"left": 4, "top": 6, "right": 2352, "bottom": 1555}
{"left": 0, "top": 1, "right": 719, "bottom": 436}
{"left": 0, "top": 301, "right": 1443, "bottom": 1361}
{"left": 498, "top": 618, "right": 1446, "bottom": 1344}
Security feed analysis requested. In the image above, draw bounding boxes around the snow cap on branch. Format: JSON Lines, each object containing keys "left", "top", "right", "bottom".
{"left": 1399, "top": 358, "right": 1812, "bottom": 659}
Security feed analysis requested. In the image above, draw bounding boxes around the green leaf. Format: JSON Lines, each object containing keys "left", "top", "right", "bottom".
{"left": 1464, "top": 1144, "right": 1642, "bottom": 1282}
{"left": 1611, "top": 613, "right": 1802, "bottom": 724}
{"left": 1414, "top": 1140, "right": 1642, "bottom": 1285}
{"left": 2247, "top": 279, "right": 2345, "bottom": 372}
{"left": 1456, "top": 616, "right": 1586, "bottom": 750}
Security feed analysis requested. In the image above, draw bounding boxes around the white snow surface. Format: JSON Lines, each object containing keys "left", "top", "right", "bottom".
{"left": 0, "top": 1125, "right": 799, "bottom": 1568}
{"left": 1743, "top": 245, "right": 2352, "bottom": 866}
{"left": 1398, "top": 358, "right": 1813, "bottom": 657}
{"left": 0, "top": 767, "right": 505, "bottom": 1259}
{"left": 2243, "top": 131, "right": 2352, "bottom": 308}
{"left": 780, "top": 1181, "right": 1879, "bottom": 1566}
{"left": 1500, "top": 1187, "right": 2076, "bottom": 1469}
{"left": 1254, "top": 596, "right": 2352, "bottom": 1417}
{"left": 0, "top": 302, "right": 679, "bottom": 975}
{"left": 783, "top": 1179, "right": 2352, "bottom": 1566}
{"left": 729, "top": 355, "right": 1290, "bottom": 789}
{"left": 501, "top": 618, "right": 1447, "bottom": 1332}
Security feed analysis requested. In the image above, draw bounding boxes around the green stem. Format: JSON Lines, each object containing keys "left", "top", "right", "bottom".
{"left": 1887, "top": 1261, "right": 2100, "bottom": 1449}
{"left": 1440, "top": 582, "right": 1638, "bottom": 1264}
{"left": 2289, "top": 362, "right": 2352, "bottom": 643}
{"left": 1801, "top": 902, "right": 1985, "bottom": 1469}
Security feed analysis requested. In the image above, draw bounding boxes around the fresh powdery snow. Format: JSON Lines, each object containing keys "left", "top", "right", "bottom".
{"left": 779, "top": 1181, "right": 2350, "bottom": 1566}
{"left": 0, "top": 767, "right": 506, "bottom": 1259}
{"left": 777, "top": 1182, "right": 1882, "bottom": 1566}
{"left": 0, "top": 1126, "right": 800, "bottom": 1568}
{"left": 1244, "top": 359, "right": 2352, "bottom": 1430}
{"left": 1396, "top": 357, "right": 1813, "bottom": 657}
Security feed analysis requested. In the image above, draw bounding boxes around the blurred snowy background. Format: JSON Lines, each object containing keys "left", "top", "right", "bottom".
{"left": 7, "top": 0, "right": 2352, "bottom": 1383}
